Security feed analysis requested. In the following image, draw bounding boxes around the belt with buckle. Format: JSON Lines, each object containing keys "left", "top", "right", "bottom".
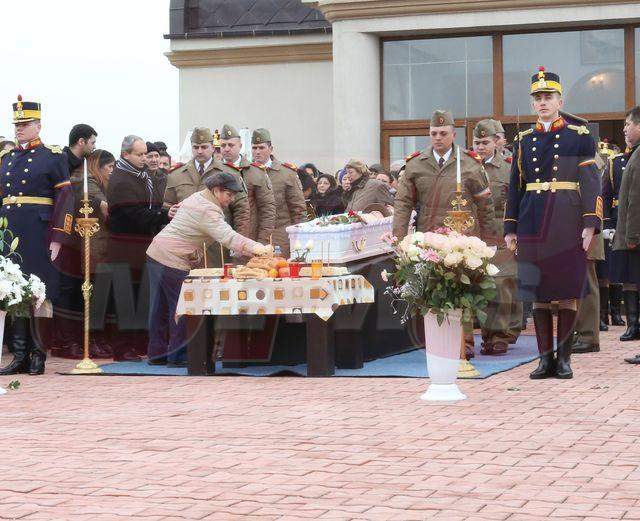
{"left": 2, "top": 196, "right": 54, "bottom": 206}
{"left": 612, "top": 199, "right": 619, "bottom": 208}
{"left": 525, "top": 181, "right": 579, "bottom": 193}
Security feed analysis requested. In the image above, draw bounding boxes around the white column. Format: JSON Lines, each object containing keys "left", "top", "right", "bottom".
{"left": 331, "top": 25, "right": 380, "bottom": 171}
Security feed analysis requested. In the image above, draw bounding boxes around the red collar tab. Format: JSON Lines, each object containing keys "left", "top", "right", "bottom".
{"left": 19, "top": 138, "right": 42, "bottom": 150}
{"left": 535, "top": 117, "right": 565, "bottom": 133}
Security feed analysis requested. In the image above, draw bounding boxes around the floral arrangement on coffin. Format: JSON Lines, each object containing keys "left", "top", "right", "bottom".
{"left": 315, "top": 210, "right": 363, "bottom": 227}
{"left": 0, "top": 219, "right": 46, "bottom": 316}
{"left": 382, "top": 227, "right": 498, "bottom": 326}
{"left": 290, "top": 240, "right": 315, "bottom": 262}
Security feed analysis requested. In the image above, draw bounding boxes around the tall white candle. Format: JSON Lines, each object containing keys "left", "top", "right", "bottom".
{"left": 456, "top": 145, "right": 461, "bottom": 189}
{"left": 83, "top": 158, "right": 88, "bottom": 201}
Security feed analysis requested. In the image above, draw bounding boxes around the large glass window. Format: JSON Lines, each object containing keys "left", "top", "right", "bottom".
{"left": 635, "top": 28, "right": 640, "bottom": 102}
{"left": 503, "top": 29, "right": 625, "bottom": 115}
{"left": 383, "top": 36, "right": 493, "bottom": 120}
{"left": 389, "top": 130, "right": 467, "bottom": 165}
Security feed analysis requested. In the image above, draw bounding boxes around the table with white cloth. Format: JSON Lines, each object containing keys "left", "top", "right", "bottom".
{"left": 176, "top": 274, "right": 375, "bottom": 376}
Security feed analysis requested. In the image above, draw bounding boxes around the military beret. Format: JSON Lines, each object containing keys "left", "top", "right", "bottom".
{"left": 204, "top": 171, "right": 243, "bottom": 193}
{"left": 145, "top": 141, "right": 160, "bottom": 154}
{"left": 221, "top": 124, "right": 240, "bottom": 140}
{"left": 252, "top": 128, "right": 271, "bottom": 145}
{"left": 473, "top": 119, "right": 497, "bottom": 139}
{"left": 191, "top": 127, "right": 213, "bottom": 145}
{"left": 491, "top": 119, "right": 505, "bottom": 134}
{"left": 430, "top": 110, "right": 454, "bottom": 128}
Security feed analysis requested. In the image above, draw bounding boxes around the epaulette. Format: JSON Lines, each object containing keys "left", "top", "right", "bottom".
{"left": 516, "top": 128, "right": 534, "bottom": 142}
{"left": 251, "top": 162, "right": 266, "bottom": 170}
{"left": 463, "top": 149, "right": 482, "bottom": 164}
{"left": 0, "top": 149, "right": 10, "bottom": 161}
{"left": 45, "top": 144, "right": 63, "bottom": 154}
{"left": 224, "top": 162, "right": 241, "bottom": 172}
{"left": 568, "top": 124, "right": 590, "bottom": 135}
{"left": 282, "top": 162, "right": 298, "bottom": 171}
{"left": 505, "top": 156, "right": 513, "bottom": 165}
{"left": 405, "top": 151, "right": 421, "bottom": 162}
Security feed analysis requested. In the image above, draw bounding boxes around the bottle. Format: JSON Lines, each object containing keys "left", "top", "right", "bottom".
{"left": 274, "top": 245, "right": 282, "bottom": 258}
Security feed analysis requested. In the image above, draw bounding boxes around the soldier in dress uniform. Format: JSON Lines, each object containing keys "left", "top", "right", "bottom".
{"left": 164, "top": 127, "right": 250, "bottom": 268}
{"left": 219, "top": 124, "right": 276, "bottom": 244}
{"left": 0, "top": 95, "right": 75, "bottom": 375}
{"left": 393, "top": 110, "right": 497, "bottom": 358}
{"left": 251, "top": 128, "right": 307, "bottom": 258}
{"left": 504, "top": 67, "right": 602, "bottom": 379}
{"left": 472, "top": 120, "right": 522, "bottom": 355}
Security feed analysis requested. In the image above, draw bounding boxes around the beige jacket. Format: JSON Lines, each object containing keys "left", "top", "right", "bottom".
{"left": 147, "top": 191, "right": 260, "bottom": 271}
{"left": 344, "top": 176, "right": 393, "bottom": 213}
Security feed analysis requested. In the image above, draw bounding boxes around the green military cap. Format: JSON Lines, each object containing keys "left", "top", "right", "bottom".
{"left": 473, "top": 119, "right": 498, "bottom": 139}
{"left": 221, "top": 124, "right": 240, "bottom": 140}
{"left": 491, "top": 119, "right": 505, "bottom": 134}
{"left": 430, "top": 110, "right": 454, "bottom": 127}
{"left": 252, "top": 128, "right": 271, "bottom": 145}
{"left": 191, "top": 127, "right": 213, "bottom": 144}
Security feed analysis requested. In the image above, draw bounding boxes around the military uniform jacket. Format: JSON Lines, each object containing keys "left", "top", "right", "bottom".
{"left": 613, "top": 144, "right": 640, "bottom": 250}
{"left": 225, "top": 157, "right": 276, "bottom": 244}
{"left": 392, "top": 145, "right": 496, "bottom": 241}
{"left": 164, "top": 158, "right": 251, "bottom": 239}
{"left": 484, "top": 154, "right": 516, "bottom": 277}
{"left": 344, "top": 176, "right": 393, "bottom": 213}
{"left": 603, "top": 151, "right": 630, "bottom": 232}
{"left": 504, "top": 117, "right": 602, "bottom": 301}
{"left": 0, "top": 140, "right": 75, "bottom": 301}
{"left": 263, "top": 157, "right": 307, "bottom": 256}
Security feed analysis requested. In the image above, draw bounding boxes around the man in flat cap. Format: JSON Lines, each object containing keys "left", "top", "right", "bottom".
{"left": 164, "top": 127, "right": 250, "bottom": 269}
{"left": 251, "top": 128, "right": 307, "bottom": 258}
{"left": 0, "top": 95, "right": 75, "bottom": 375}
{"left": 220, "top": 124, "right": 276, "bottom": 245}
{"left": 504, "top": 67, "right": 602, "bottom": 379}
{"left": 393, "top": 110, "right": 497, "bottom": 359}
{"left": 472, "top": 119, "right": 522, "bottom": 355}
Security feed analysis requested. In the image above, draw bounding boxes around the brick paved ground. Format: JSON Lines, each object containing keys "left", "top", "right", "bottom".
{"left": 1, "top": 326, "right": 640, "bottom": 520}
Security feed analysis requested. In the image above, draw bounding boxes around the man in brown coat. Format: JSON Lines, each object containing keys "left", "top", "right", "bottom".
{"left": 251, "top": 128, "right": 307, "bottom": 258}
{"left": 220, "top": 124, "right": 276, "bottom": 243}
{"left": 472, "top": 120, "right": 522, "bottom": 355}
{"left": 164, "top": 127, "right": 250, "bottom": 266}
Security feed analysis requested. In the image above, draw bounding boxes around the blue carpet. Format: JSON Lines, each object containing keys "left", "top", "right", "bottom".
{"left": 97, "top": 334, "right": 539, "bottom": 379}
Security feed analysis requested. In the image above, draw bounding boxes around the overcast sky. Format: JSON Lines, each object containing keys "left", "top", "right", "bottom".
{"left": 0, "top": 0, "right": 178, "bottom": 156}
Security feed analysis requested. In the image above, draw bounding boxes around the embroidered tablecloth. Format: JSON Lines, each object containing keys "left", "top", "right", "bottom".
{"left": 176, "top": 275, "right": 375, "bottom": 321}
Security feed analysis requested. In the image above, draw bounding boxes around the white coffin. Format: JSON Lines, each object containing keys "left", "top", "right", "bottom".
{"left": 286, "top": 213, "right": 393, "bottom": 263}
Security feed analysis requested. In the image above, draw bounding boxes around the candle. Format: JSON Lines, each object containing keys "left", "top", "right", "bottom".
{"left": 83, "top": 157, "right": 88, "bottom": 201}
{"left": 456, "top": 145, "right": 461, "bottom": 191}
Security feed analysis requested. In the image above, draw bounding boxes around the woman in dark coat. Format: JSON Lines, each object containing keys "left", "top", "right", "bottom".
{"left": 312, "top": 174, "right": 345, "bottom": 216}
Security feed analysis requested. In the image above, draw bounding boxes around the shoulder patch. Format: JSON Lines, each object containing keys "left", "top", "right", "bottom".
{"left": 568, "top": 124, "right": 590, "bottom": 135}
{"left": 405, "top": 151, "right": 421, "bottom": 162}
{"left": 517, "top": 128, "right": 534, "bottom": 141}
{"left": 282, "top": 162, "right": 298, "bottom": 171}
{"left": 251, "top": 162, "right": 266, "bottom": 171}
{"left": 45, "top": 144, "right": 63, "bottom": 154}
{"left": 463, "top": 149, "right": 482, "bottom": 164}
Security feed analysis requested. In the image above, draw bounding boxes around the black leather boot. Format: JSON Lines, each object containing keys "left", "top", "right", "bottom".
{"left": 0, "top": 317, "right": 30, "bottom": 375}
{"left": 620, "top": 290, "right": 640, "bottom": 341}
{"left": 530, "top": 308, "right": 556, "bottom": 379}
{"left": 28, "top": 319, "right": 46, "bottom": 375}
{"left": 599, "top": 285, "right": 609, "bottom": 331}
{"left": 556, "top": 308, "right": 576, "bottom": 379}
{"left": 610, "top": 284, "right": 626, "bottom": 326}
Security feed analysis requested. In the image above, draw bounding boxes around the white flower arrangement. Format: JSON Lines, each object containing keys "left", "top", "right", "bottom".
{"left": 384, "top": 227, "right": 498, "bottom": 325}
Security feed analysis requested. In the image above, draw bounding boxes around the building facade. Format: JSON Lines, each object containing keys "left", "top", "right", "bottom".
{"left": 167, "top": 0, "right": 640, "bottom": 172}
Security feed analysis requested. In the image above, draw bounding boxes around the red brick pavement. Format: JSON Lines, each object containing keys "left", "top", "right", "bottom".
{"left": 1, "top": 327, "right": 640, "bottom": 520}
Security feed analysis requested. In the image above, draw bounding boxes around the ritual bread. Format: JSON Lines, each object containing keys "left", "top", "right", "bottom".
{"left": 246, "top": 256, "right": 287, "bottom": 270}
{"left": 188, "top": 268, "right": 224, "bottom": 277}
{"left": 299, "top": 266, "right": 349, "bottom": 277}
{"left": 234, "top": 266, "right": 269, "bottom": 279}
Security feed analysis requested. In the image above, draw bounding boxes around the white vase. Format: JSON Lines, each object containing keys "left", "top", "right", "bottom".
{"left": 421, "top": 309, "right": 467, "bottom": 402}
{"left": 0, "top": 310, "right": 6, "bottom": 395}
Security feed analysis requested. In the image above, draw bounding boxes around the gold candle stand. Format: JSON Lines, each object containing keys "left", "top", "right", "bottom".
{"left": 444, "top": 188, "right": 481, "bottom": 379}
{"left": 71, "top": 200, "right": 102, "bottom": 374}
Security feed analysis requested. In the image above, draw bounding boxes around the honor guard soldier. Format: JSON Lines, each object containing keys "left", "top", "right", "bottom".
{"left": 164, "top": 127, "right": 250, "bottom": 266}
{"left": 251, "top": 128, "right": 307, "bottom": 258}
{"left": 472, "top": 119, "right": 522, "bottom": 355}
{"left": 613, "top": 108, "right": 640, "bottom": 361}
{"left": 0, "top": 95, "right": 75, "bottom": 375}
{"left": 220, "top": 124, "right": 276, "bottom": 244}
{"left": 504, "top": 67, "right": 602, "bottom": 379}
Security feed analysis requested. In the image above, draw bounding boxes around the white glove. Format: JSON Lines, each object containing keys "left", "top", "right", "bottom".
{"left": 252, "top": 243, "right": 274, "bottom": 256}
{"left": 603, "top": 229, "right": 615, "bottom": 240}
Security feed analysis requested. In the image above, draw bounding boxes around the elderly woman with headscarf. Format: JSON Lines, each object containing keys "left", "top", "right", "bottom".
{"left": 145, "top": 171, "right": 272, "bottom": 367}
{"left": 343, "top": 159, "right": 393, "bottom": 213}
